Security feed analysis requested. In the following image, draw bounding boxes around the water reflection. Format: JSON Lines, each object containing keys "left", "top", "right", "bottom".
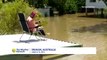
{"left": 72, "top": 23, "right": 107, "bottom": 33}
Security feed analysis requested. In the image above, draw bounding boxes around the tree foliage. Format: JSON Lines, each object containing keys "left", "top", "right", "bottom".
{"left": 0, "top": 0, "right": 34, "bottom": 34}
{"left": 75, "top": 0, "right": 85, "bottom": 12}
{"left": 64, "top": 0, "right": 77, "bottom": 13}
{"left": 0, "top": 2, "right": 2, "bottom": 9}
{"left": 25, "top": 0, "right": 85, "bottom": 14}
{"left": 48, "top": 0, "right": 85, "bottom": 14}
{"left": 26, "top": 0, "right": 48, "bottom": 8}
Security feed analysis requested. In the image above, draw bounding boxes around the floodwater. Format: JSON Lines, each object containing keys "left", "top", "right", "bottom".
{"left": 43, "top": 13, "right": 107, "bottom": 60}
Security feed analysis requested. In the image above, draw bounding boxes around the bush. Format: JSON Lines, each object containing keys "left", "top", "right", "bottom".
{"left": 0, "top": 0, "right": 38, "bottom": 34}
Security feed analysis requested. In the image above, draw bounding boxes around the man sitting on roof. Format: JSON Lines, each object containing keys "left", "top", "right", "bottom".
{"left": 26, "top": 11, "right": 46, "bottom": 36}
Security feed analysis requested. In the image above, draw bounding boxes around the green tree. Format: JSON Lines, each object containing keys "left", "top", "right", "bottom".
{"left": 26, "top": 0, "right": 48, "bottom": 8}
{"left": 75, "top": 0, "right": 85, "bottom": 12}
{"left": 25, "top": 0, "right": 85, "bottom": 14}
{"left": 64, "top": 0, "right": 77, "bottom": 13}
{"left": 48, "top": 0, "right": 78, "bottom": 14}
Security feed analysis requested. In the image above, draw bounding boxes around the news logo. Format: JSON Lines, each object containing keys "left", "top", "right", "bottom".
{"left": 12, "top": 48, "right": 28, "bottom": 53}
{"left": 12, "top": 48, "right": 16, "bottom": 53}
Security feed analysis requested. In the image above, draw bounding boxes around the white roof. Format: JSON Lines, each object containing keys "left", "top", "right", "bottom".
{"left": 0, "top": 34, "right": 81, "bottom": 48}
{"left": 0, "top": 34, "right": 82, "bottom": 55}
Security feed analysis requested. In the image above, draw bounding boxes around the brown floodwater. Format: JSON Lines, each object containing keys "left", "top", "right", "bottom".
{"left": 43, "top": 13, "right": 107, "bottom": 60}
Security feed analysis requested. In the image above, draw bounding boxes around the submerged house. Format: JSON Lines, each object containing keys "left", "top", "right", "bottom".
{"left": 84, "top": 0, "right": 107, "bottom": 16}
